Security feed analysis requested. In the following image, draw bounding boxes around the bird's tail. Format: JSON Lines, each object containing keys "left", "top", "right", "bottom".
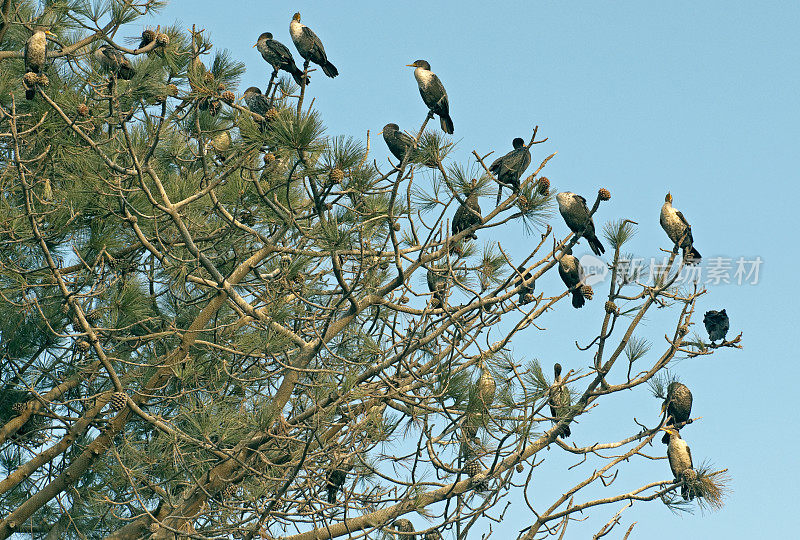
{"left": 683, "top": 246, "right": 701, "bottom": 264}
{"left": 290, "top": 66, "right": 310, "bottom": 86}
{"left": 496, "top": 185, "right": 503, "bottom": 206}
{"left": 588, "top": 235, "right": 605, "bottom": 256}
{"left": 561, "top": 424, "right": 571, "bottom": 438}
{"left": 322, "top": 61, "right": 338, "bottom": 78}
{"left": 327, "top": 486, "right": 336, "bottom": 504}
{"left": 571, "top": 289, "right": 585, "bottom": 308}
{"left": 25, "top": 88, "right": 35, "bottom": 100}
{"left": 118, "top": 65, "right": 135, "bottom": 80}
{"left": 440, "top": 113, "right": 454, "bottom": 135}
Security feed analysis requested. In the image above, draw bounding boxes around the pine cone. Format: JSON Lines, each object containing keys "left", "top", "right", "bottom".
{"left": 216, "top": 83, "right": 226, "bottom": 93}
{"left": 463, "top": 460, "right": 481, "bottom": 477}
{"left": 207, "top": 100, "right": 221, "bottom": 116}
{"left": 23, "top": 72, "right": 38, "bottom": 87}
{"left": 425, "top": 531, "right": 443, "bottom": 540}
{"left": 36, "top": 74, "right": 49, "bottom": 86}
{"left": 516, "top": 463, "right": 524, "bottom": 473}
{"left": 581, "top": 284, "right": 594, "bottom": 300}
{"left": 203, "top": 71, "right": 215, "bottom": 83}
{"left": 538, "top": 176, "right": 550, "bottom": 195}
{"left": 165, "top": 84, "right": 179, "bottom": 97}
{"left": 77, "top": 340, "right": 91, "bottom": 352}
{"left": 221, "top": 90, "right": 235, "bottom": 104}
{"left": 110, "top": 391, "right": 127, "bottom": 412}
{"left": 12, "top": 402, "right": 25, "bottom": 414}
{"left": 263, "top": 152, "right": 276, "bottom": 164}
{"left": 329, "top": 168, "right": 345, "bottom": 184}
{"left": 598, "top": 188, "right": 611, "bottom": 201}
{"left": 155, "top": 33, "right": 170, "bottom": 46}
{"left": 140, "top": 29, "right": 156, "bottom": 46}
{"left": 392, "top": 222, "right": 401, "bottom": 231}
{"left": 77, "top": 103, "right": 90, "bottom": 117}
{"left": 604, "top": 300, "right": 618, "bottom": 314}
{"left": 264, "top": 108, "right": 279, "bottom": 122}
{"left": 476, "top": 370, "right": 496, "bottom": 408}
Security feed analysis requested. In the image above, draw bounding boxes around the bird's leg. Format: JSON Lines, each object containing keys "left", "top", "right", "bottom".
{"left": 296, "top": 60, "right": 310, "bottom": 117}
{"left": 265, "top": 69, "right": 278, "bottom": 104}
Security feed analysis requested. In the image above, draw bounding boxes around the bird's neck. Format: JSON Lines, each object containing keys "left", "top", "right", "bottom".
{"left": 289, "top": 20, "right": 303, "bottom": 39}
{"left": 414, "top": 67, "right": 434, "bottom": 86}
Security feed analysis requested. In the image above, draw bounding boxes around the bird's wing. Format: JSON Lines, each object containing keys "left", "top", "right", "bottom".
{"left": 675, "top": 210, "right": 691, "bottom": 228}
{"left": 269, "top": 39, "right": 294, "bottom": 63}
{"left": 430, "top": 74, "right": 449, "bottom": 109}
{"left": 301, "top": 27, "right": 327, "bottom": 56}
{"left": 397, "top": 131, "right": 416, "bottom": 148}
{"left": 576, "top": 195, "right": 590, "bottom": 212}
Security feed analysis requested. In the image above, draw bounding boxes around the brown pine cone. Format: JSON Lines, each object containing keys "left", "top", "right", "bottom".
{"left": 392, "top": 222, "right": 401, "bottom": 231}
{"left": 516, "top": 463, "right": 524, "bottom": 473}
{"left": 604, "top": 300, "right": 618, "bottom": 314}
{"left": 155, "top": 33, "right": 170, "bottom": 46}
{"left": 110, "top": 391, "right": 127, "bottom": 412}
{"left": 678, "top": 325, "right": 689, "bottom": 337}
{"left": 207, "top": 99, "right": 221, "bottom": 116}
{"left": 463, "top": 460, "right": 481, "bottom": 477}
{"left": 12, "top": 402, "right": 25, "bottom": 414}
{"left": 221, "top": 90, "right": 235, "bottom": 104}
{"left": 329, "top": 168, "right": 345, "bottom": 184}
{"left": 77, "top": 103, "right": 90, "bottom": 117}
{"left": 77, "top": 340, "right": 91, "bottom": 352}
{"left": 264, "top": 108, "right": 279, "bottom": 122}
{"left": 36, "top": 74, "right": 49, "bottom": 86}
{"left": 23, "top": 72, "right": 38, "bottom": 86}
{"left": 538, "top": 176, "right": 550, "bottom": 195}
{"left": 263, "top": 152, "right": 276, "bottom": 164}
{"left": 165, "top": 84, "right": 179, "bottom": 97}
{"left": 425, "top": 532, "right": 443, "bottom": 540}
{"left": 140, "top": 29, "right": 156, "bottom": 46}
{"left": 598, "top": 188, "right": 611, "bottom": 201}
{"left": 581, "top": 284, "right": 594, "bottom": 300}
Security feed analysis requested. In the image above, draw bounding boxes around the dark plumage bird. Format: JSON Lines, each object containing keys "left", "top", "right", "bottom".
{"left": 94, "top": 45, "right": 135, "bottom": 80}
{"left": 326, "top": 464, "right": 347, "bottom": 503}
{"left": 24, "top": 27, "right": 53, "bottom": 99}
{"left": 255, "top": 32, "right": 309, "bottom": 86}
{"left": 548, "top": 363, "right": 571, "bottom": 438}
{"left": 380, "top": 123, "right": 416, "bottom": 163}
{"left": 661, "top": 427, "right": 695, "bottom": 501}
{"left": 556, "top": 192, "right": 605, "bottom": 256}
{"left": 490, "top": 137, "right": 531, "bottom": 204}
{"left": 515, "top": 264, "right": 535, "bottom": 305}
{"left": 392, "top": 519, "right": 416, "bottom": 540}
{"left": 558, "top": 246, "right": 586, "bottom": 309}
{"left": 406, "top": 60, "right": 454, "bottom": 134}
{"left": 660, "top": 192, "right": 701, "bottom": 264}
{"left": 242, "top": 86, "right": 272, "bottom": 116}
{"left": 661, "top": 382, "right": 692, "bottom": 444}
{"left": 703, "top": 309, "right": 729, "bottom": 343}
{"left": 452, "top": 181, "right": 481, "bottom": 240}
{"left": 427, "top": 267, "right": 448, "bottom": 308}
{"left": 289, "top": 13, "right": 338, "bottom": 78}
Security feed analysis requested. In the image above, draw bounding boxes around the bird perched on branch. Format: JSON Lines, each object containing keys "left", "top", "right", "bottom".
{"left": 558, "top": 246, "right": 587, "bottom": 308}
{"left": 427, "top": 266, "right": 448, "bottom": 308}
{"left": 391, "top": 519, "right": 416, "bottom": 540}
{"left": 24, "top": 27, "right": 54, "bottom": 99}
{"left": 452, "top": 180, "right": 481, "bottom": 241}
{"left": 548, "top": 363, "right": 571, "bottom": 437}
{"left": 703, "top": 309, "right": 729, "bottom": 343}
{"left": 661, "top": 427, "right": 695, "bottom": 501}
{"left": 661, "top": 381, "right": 692, "bottom": 443}
{"left": 380, "top": 123, "right": 416, "bottom": 163}
{"left": 242, "top": 86, "right": 272, "bottom": 117}
{"left": 406, "top": 60, "right": 454, "bottom": 134}
{"left": 94, "top": 45, "right": 135, "bottom": 80}
{"left": 660, "top": 192, "right": 701, "bottom": 264}
{"left": 490, "top": 137, "right": 531, "bottom": 204}
{"left": 514, "top": 264, "right": 535, "bottom": 305}
{"left": 289, "top": 13, "right": 338, "bottom": 78}
{"left": 255, "top": 32, "right": 309, "bottom": 86}
{"left": 325, "top": 456, "right": 352, "bottom": 503}
{"left": 556, "top": 192, "right": 605, "bottom": 256}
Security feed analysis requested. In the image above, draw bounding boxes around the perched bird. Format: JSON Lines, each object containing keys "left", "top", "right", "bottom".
{"left": 548, "top": 363, "right": 571, "bottom": 438}
{"left": 326, "top": 461, "right": 349, "bottom": 503}
{"left": 380, "top": 123, "right": 416, "bottom": 163}
{"left": 406, "top": 60, "right": 454, "bottom": 134}
{"left": 703, "top": 309, "right": 729, "bottom": 343}
{"left": 490, "top": 137, "right": 531, "bottom": 203}
{"left": 556, "top": 192, "right": 605, "bottom": 256}
{"left": 254, "top": 32, "right": 309, "bottom": 86}
{"left": 514, "top": 264, "right": 535, "bottom": 305}
{"left": 660, "top": 192, "right": 701, "bottom": 264}
{"left": 661, "top": 427, "right": 695, "bottom": 501}
{"left": 452, "top": 181, "right": 481, "bottom": 240}
{"left": 427, "top": 266, "right": 448, "bottom": 308}
{"left": 242, "top": 86, "right": 272, "bottom": 116}
{"left": 392, "top": 519, "right": 416, "bottom": 540}
{"left": 558, "top": 246, "right": 586, "bottom": 309}
{"left": 24, "top": 27, "right": 54, "bottom": 99}
{"left": 94, "top": 45, "right": 136, "bottom": 80}
{"left": 661, "top": 381, "right": 693, "bottom": 444}
{"left": 289, "top": 13, "right": 338, "bottom": 78}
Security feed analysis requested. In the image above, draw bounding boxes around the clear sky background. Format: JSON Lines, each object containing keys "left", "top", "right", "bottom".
{"left": 147, "top": 1, "right": 798, "bottom": 537}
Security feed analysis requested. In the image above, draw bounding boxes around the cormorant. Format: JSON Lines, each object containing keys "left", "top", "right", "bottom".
{"left": 427, "top": 266, "right": 447, "bottom": 308}
{"left": 452, "top": 181, "right": 481, "bottom": 240}
{"left": 406, "top": 60, "right": 454, "bottom": 134}
{"left": 548, "top": 363, "right": 571, "bottom": 437}
{"left": 392, "top": 519, "right": 416, "bottom": 540}
{"left": 255, "top": 32, "right": 309, "bottom": 86}
{"left": 490, "top": 137, "right": 531, "bottom": 203}
{"left": 242, "top": 86, "right": 272, "bottom": 116}
{"left": 556, "top": 192, "right": 605, "bottom": 256}
{"left": 661, "top": 427, "right": 695, "bottom": 501}
{"left": 94, "top": 45, "right": 136, "bottom": 80}
{"left": 24, "top": 27, "right": 54, "bottom": 99}
{"left": 703, "top": 309, "right": 729, "bottom": 343}
{"left": 326, "top": 461, "right": 348, "bottom": 503}
{"left": 660, "top": 192, "right": 701, "bottom": 264}
{"left": 380, "top": 123, "right": 416, "bottom": 163}
{"left": 289, "top": 13, "right": 338, "bottom": 78}
{"left": 514, "top": 264, "right": 535, "bottom": 305}
{"left": 558, "top": 246, "right": 586, "bottom": 309}
{"left": 661, "top": 381, "right": 692, "bottom": 443}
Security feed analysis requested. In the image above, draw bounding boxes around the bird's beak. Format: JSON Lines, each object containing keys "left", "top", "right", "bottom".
{"left": 660, "top": 402, "right": 666, "bottom": 414}
{"left": 405, "top": 64, "right": 415, "bottom": 67}
{"left": 252, "top": 44, "right": 256, "bottom": 48}
{"left": 45, "top": 30, "right": 55, "bottom": 36}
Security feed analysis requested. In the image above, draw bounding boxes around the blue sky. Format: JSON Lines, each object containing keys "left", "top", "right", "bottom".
{"left": 149, "top": 1, "right": 798, "bottom": 536}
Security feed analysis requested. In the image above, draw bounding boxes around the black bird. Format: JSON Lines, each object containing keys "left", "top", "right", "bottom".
{"left": 490, "top": 137, "right": 531, "bottom": 204}
{"left": 661, "top": 381, "right": 692, "bottom": 444}
{"left": 242, "top": 87, "right": 272, "bottom": 116}
{"left": 558, "top": 246, "right": 586, "bottom": 308}
{"left": 452, "top": 180, "right": 481, "bottom": 240}
{"left": 556, "top": 192, "right": 605, "bottom": 256}
{"left": 325, "top": 461, "right": 349, "bottom": 503}
{"left": 289, "top": 13, "right": 338, "bottom": 78}
{"left": 406, "top": 60, "right": 454, "bottom": 134}
{"left": 703, "top": 309, "right": 729, "bottom": 343}
{"left": 427, "top": 267, "right": 448, "bottom": 308}
{"left": 255, "top": 32, "right": 309, "bottom": 86}
{"left": 548, "top": 363, "right": 571, "bottom": 438}
{"left": 24, "top": 27, "right": 54, "bottom": 99}
{"left": 94, "top": 45, "right": 136, "bottom": 80}
{"left": 660, "top": 192, "right": 701, "bottom": 264}
{"left": 661, "top": 427, "right": 695, "bottom": 501}
{"left": 380, "top": 123, "right": 416, "bottom": 163}
{"left": 514, "top": 264, "right": 535, "bottom": 305}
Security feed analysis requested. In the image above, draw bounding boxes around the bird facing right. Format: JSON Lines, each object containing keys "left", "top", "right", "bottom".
{"left": 703, "top": 309, "right": 729, "bottom": 343}
{"left": 490, "top": 137, "right": 531, "bottom": 203}
{"left": 660, "top": 192, "right": 701, "bottom": 264}
{"left": 94, "top": 45, "right": 136, "bottom": 80}
{"left": 406, "top": 60, "right": 454, "bottom": 134}
{"left": 555, "top": 192, "right": 605, "bottom": 256}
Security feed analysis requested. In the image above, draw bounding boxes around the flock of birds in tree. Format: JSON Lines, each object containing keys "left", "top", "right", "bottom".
{"left": 20, "top": 11, "right": 734, "bottom": 506}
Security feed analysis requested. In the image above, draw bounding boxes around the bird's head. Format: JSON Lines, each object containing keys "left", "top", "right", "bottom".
{"left": 406, "top": 59, "right": 431, "bottom": 70}
{"left": 553, "top": 363, "right": 562, "bottom": 378}
{"left": 665, "top": 192, "right": 673, "bottom": 204}
{"left": 292, "top": 12, "right": 301, "bottom": 22}
{"left": 380, "top": 123, "right": 399, "bottom": 135}
{"left": 242, "top": 86, "right": 262, "bottom": 97}
{"left": 512, "top": 137, "right": 525, "bottom": 149}
{"left": 254, "top": 32, "right": 272, "bottom": 46}
{"left": 659, "top": 426, "right": 679, "bottom": 439}
{"left": 555, "top": 191, "right": 572, "bottom": 207}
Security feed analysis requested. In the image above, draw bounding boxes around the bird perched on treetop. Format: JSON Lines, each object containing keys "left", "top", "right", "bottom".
{"left": 24, "top": 27, "right": 54, "bottom": 99}
{"left": 703, "top": 309, "right": 729, "bottom": 343}
{"left": 549, "top": 363, "right": 571, "bottom": 438}
{"left": 556, "top": 192, "right": 605, "bottom": 256}
{"left": 452, "top": 180, "right": 481, "bottom": 241}
{"left": 380, "top": 123, "right": 416, "bottom": 164}
{"left": 289, "top": 13, "right": 338, "bottom": 78}
{"left": 558, "top": 246, "right": 587, "bottom": 309}
{"left": 242, "top": 87, "right": 272, "bottom": 116}
{"left": 660, "top": 427, "right": 695, "bottom": 501}
{"left": 94, "top": 45, "right": 136, "bottom": 80}
{"left": 254, "top": 32, "right": 309, "bottom": 86}
{"left": 660, "top": 192, "right": 701, "bottom": 264}
{"left": 490, "top": 137, "right": 531, "bottom": 204}
{"left": 406, "top": 60, "right": 454, "bottom": 134}
{"left": 661, "top": 381, "right": 692, "bottom": 443}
